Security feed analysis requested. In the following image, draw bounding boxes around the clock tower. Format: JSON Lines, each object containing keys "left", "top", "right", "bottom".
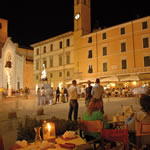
{"left": 74, "top": 0, "right": 91, "bottom": 35}
{"left": 73, "top": 0, "right": 91, "bottom": 78}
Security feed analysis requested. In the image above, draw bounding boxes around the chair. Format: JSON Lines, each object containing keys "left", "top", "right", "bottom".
{"left": 0, "top": 136, "right": 4, "bottom": 150}
{"left": 101, "top": 125, "right": 129, "bottom": 150}
{"left": 135, "top": 120, "right": 150, "bottom": 150}
{"left": 78, "top": 119, "right": 104, "bottom": 150}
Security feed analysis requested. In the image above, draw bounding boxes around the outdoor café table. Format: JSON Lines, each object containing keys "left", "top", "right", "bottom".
{"left": 10, "top": 135, "right": 92, "bottom": 150}
{"left": 111, "top": 115, "right": 126, "bottom": 129}
{"left": 113, "top": 121, "right": 125, "bottom": 129}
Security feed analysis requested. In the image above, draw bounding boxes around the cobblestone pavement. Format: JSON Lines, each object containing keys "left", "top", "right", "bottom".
{"left": 0, "top": 95, "right": 140, "bottom": 150}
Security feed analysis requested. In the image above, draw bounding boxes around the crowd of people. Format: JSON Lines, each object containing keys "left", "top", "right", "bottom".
{"left": 67, "top": 78, "right": 105, "bottom": 121}
{"left": 36, "top": 86, "right": 69, "bottom": 106}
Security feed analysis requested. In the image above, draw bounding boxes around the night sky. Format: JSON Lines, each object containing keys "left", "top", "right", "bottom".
{"left": 0, "top": 0, "right": 150, "bottom": 47}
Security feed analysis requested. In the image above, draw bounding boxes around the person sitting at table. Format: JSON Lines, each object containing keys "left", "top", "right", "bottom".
{"left": 125, "top": 94, "right": 150, "bottom": 146}
{"left": 82, "top": 98, "right": 111, "bottom": 141}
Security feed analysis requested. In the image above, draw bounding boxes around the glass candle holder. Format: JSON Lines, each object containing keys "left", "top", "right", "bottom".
{"left": 34, "top": 127, "right": 42, "bottom": 142}
{"left": 42, "top": 121, "right": 56, "bottom": 142}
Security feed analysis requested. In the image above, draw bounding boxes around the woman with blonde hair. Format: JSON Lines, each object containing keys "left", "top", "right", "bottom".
{"left": 82, "top": 98, "right": 110, "bottom": 140}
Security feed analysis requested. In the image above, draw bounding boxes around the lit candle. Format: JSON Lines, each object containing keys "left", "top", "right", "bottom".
{"left": 47, "top": 123, "right": 51, "bottom": 138}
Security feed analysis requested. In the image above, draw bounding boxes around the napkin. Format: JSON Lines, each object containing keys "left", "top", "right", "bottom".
{"left": 59, "top": 143, "right": 75, "bottom": 149}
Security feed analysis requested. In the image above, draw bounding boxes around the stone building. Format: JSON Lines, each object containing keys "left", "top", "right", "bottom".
{"left": 32, "top": 0, "right": 150, "bottom": 89}
{"left": 0, "top": 18, "right": 34, "bottom": 94}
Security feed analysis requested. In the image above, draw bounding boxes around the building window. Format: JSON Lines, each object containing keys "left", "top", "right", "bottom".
{"left": 59, "top": 72, "right": 62, "bottom": 77}
{"left": 36, "top": 60, "right": 39, "bottom": 70}
{"left": 17, "top": 82, "right": 20, "bottom": 90}
{"left": 122, "top": 59, "right": 127, "bottom": 69}
{"left": 142, "top": 21, "right": 148, "bottom": 29}
{"left": 66, "top": 52, "right": 70, "bottom": 64}
{"left": 50, "top": 44, "right": 53, "bottom": 51}
{"left": 121, "top": 42, "right": 126, "bottom": 52}
{"left": 120, "top": 27, "right": 125, "bottom": 35}
{"left": 43, "top": 46, "right": 46, "bottom": 53}
{"left": 0, "top": 23, "right": 2, "bottom": 29}
{"left": 88, "top": 65, "right": 93, "bottom": 73}
{"left": 88, "top": 37, "right": 92, "bottom": 43}
{"left": 76, "top": 0, "right": 79, "bottom": 5}
{"left": 36, "top": 75, "right": 39, "bottom": 80}
{"left": 50, "top": 73, "right": 53, "bottom": 78}
{"left": 144, "top": 56, "right": 150, "bottom": 67}
{"left": 102, "top": 33, "right": 106, "bottom": 40}
{"left": 43, "top": 59, "right": 47, "bottom": 68}
{"left": 88, "top": 50, "right": 92, "bottom": 58}
{"left": 67, "top": 71, "right": 70, "bottom": 77}
{"left": 59, "top": 55, "right": 63, "bottom": 66}
{"left": 143, "top": 37, "right": 149, "bottom": 48}
{"left": 103, "top": 62, "right": 107, "bottom": 72}
{"left": 36, "top": 48, "right": 39, "bottom": 55}
{"left": 50, "top": 56, "right": 53, "bottom": 67}
{"left": 66, "top": 39, "right": 70, "bottom": 47}
{"left": 102, "top": 47, "right": 107, "bottom": 56}
{"left": 60, "top": 41, "right": 62, "bottom": 49}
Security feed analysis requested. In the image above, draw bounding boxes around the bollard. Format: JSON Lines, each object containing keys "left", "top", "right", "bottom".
{"left": 37, "top": 107, "right": 44, "bottom": 115}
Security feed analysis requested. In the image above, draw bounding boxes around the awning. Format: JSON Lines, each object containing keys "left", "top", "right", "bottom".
{"left": 65, "top": 79, "right": 81, "bottom": 85}
{"left": 65, "top": 78, "right": 96, "bottom": 84}
{"left": 132, "top": 87, "right": 148, "bottom": 94}
{"left": 65, "top": 80, "right": 72, "bottom": 85}
{"left": 120, "top": 75, "right": 139, "bottom": 82}
{"left": 100, "top": 76, "right": 119, "bottom": 82}
{"left": 78, "top": 78, "right": 96, "bottom": 84}
{"left": 139, "top": 73, "right": 150, "bottom": 80}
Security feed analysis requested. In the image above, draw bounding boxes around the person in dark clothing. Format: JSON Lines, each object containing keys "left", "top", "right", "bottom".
{"left": 85, "top": 80, "right": 93, "bottom": 107}
{"left": 24, "top": 87, "right": 29, "bottom": 99}
{"left": 56, "top": 87, "right": 60, "bottom": 103}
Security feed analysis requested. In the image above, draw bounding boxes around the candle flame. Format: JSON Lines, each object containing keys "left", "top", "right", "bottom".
{"left": 47, "top": 123, "right": 51, "bottom": 131}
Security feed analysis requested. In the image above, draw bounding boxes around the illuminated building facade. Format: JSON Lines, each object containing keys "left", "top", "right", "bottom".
{"left": 0, "top": 18, "right": 34, "bottom": 92}
{"left": 32, "top": 0, "right": 150, "bottom": 88}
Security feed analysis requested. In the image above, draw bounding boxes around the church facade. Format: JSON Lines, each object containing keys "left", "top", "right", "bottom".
{"left": 0, "top": 18, "right": 34, "bottom": 93}
{"left": 32, "top": 0, "right": 150, "bottom": 89}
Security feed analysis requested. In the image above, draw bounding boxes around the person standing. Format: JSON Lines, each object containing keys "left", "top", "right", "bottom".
{"left": 64, "top": 87, "right": 69, "bottom": 102}
{"left": 68, "top": 80, "right": 79, "bottom": 121}
{"left": 85, "top": 80, "right": 93, "bottom": 107}
{"left": 24, "top": 87, "right": 28, "bottom": 99}
{"left": 56, "top": 87, "right": 60, "bottom": 103}
{"left": 91, "top": 78, "right": 104, "bottom": 114}
{"left": 37, "top": 88, "right": 41, "bottom": 106}
{"left": 40, "top": 87, "right": 46, "bottom": 105}
{"left": 49, "top": 87, "right": 54, "bottom": 105}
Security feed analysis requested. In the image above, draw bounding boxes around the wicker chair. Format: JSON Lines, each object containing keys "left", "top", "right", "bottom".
{"left": 135, "top": 120, "right": 150, "bottom": 150}
{"left": 78, "top": 119, "right": 104, "bottom": 150}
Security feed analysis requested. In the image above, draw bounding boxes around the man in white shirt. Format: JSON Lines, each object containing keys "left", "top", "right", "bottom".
{"left": 91, "top": 78, "right": 104, "bottom": 113}
{"left": 68, "top": 80, "right": 78, "bottom": 121}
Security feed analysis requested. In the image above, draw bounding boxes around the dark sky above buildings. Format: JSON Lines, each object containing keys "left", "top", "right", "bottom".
{"left": 0, "top": 0, "right": 150, "bottom": 47}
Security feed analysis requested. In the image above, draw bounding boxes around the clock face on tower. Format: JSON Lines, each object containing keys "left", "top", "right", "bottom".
{"left": 75, "top": 13, "right": 80, "bottom": 20}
